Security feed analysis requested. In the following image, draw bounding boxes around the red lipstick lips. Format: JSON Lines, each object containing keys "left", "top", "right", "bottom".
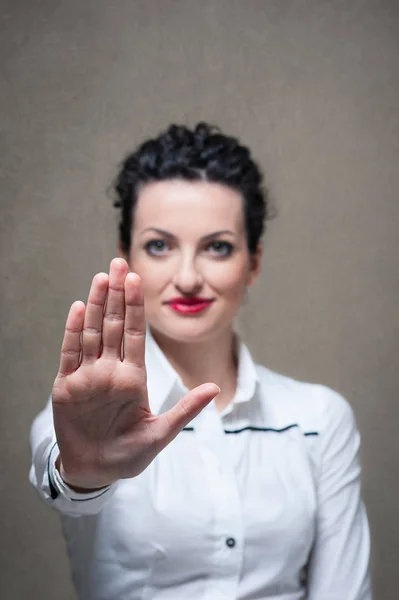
{"left": 166, "top": 297, "right": 215, "bottom": 314}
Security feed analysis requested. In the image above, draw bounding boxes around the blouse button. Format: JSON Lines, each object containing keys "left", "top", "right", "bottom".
{"left": 226, "top": 537, "right": 236, "bottom": 548}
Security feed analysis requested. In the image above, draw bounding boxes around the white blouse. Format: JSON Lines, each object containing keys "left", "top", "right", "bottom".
{"left": 29, "top": 328, "right": 372, "bottom": 600}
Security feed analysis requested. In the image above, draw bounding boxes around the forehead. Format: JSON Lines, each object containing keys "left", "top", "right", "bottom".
{"left": 134, "top": 180, "right": 245, "bottom": 234}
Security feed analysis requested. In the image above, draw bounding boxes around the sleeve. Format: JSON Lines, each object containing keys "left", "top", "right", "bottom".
{"left": 306, "top": 385, "right": 372, "bottom": 600}
{"left": 29, "top": 396, "right": 117, "bottom": 517}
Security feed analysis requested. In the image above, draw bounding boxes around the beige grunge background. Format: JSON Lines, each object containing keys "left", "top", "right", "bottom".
{"left": 1, "top": 1, "right": 398, "bottom": 598}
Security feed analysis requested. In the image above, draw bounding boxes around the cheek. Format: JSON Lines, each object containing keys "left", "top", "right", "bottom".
{"left": 208, "top": 262, "right": 249, "bottom": 296}
{"left": 129, "top": 256, "right": 169, "bottom": 298}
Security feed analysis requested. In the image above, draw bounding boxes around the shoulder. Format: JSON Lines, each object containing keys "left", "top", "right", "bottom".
{"left": 254, "top": 363, "right": 356, "bottom": 435}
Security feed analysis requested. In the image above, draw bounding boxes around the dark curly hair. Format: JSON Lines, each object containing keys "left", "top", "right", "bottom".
{"left": 112, "top": 122, "right": 271, "bottom": 255}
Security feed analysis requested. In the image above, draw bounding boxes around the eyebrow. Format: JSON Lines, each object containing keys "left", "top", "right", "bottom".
{"left": 141, "top": 227, "right": 236, "bottom": 241}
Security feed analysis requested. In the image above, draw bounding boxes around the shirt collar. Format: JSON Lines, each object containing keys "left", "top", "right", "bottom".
{"left": 145, "top": 325, "right": 260, "bottom": 416}
{"left": 226, "top": 333, "right": 260, "bottom": 413}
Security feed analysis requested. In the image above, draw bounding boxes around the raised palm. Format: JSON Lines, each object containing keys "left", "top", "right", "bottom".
{"left": 51, "top": 258, "right": 219, "bottom": 490}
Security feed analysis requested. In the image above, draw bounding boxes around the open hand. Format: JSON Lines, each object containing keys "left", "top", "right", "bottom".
{"left": 51, "top": 258, "right": 220, "bottom": 490}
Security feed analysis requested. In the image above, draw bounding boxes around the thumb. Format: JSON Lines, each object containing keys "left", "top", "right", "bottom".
{"left": 157, "top": 383, "right": 220, "bottom": 448}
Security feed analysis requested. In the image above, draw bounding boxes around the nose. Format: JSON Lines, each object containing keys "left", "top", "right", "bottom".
{"left": 172, "top": 255, "right": 203, "bottom": 294}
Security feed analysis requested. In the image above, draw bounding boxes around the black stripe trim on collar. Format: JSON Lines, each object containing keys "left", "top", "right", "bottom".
{"left": 225, "top": 424, "right": 299, "bottom": 435}
{"left": 182, "top": 424, "right": 319, "bottom": 436}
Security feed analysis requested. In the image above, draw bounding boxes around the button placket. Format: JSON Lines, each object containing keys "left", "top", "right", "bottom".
{"left": 195, "top": 406, "right": 244, "bottom": 600}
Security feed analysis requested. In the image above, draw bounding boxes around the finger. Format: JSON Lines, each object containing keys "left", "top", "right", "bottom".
{"left": 158, "top": 383, "right": 221, "bottom": 447}
{"left": 81, "top": 272, "right": 109, "bottom": 365}
{"left": 102, "top": 258, "right": 129, "bottom": 360}
{"left": 123, "top": 272, "right": 146, "bottom": 366}
{"left": 58, "top": 301, "right": 85, "bottom": 376}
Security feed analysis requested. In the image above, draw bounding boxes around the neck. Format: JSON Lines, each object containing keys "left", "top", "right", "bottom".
{"left": 149, "top": 326, "right": 238, "bottom": 412}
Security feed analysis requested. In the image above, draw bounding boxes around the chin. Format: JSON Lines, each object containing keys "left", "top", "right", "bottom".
{"left": 149, "top": 314, "right": 230, "bottom": 345}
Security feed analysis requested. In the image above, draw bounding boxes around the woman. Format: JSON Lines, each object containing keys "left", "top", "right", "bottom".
{"left": 29, "top": 123, "right": 372, "bottom": 599}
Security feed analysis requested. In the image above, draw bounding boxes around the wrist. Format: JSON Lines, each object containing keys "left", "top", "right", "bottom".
{"left": 55, "top": 454, "right": 111, "bottom": 493}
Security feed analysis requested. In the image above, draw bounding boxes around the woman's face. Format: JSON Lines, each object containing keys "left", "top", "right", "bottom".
{"left": 125, "top": 179, "right": 262, "bottom": 344}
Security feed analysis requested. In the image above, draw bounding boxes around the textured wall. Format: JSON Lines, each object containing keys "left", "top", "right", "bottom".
{"left": 1, "top": 1, "right": 398, "bottom": 598}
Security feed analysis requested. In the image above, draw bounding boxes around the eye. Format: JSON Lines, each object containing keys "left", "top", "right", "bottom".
{"left": 207, "top": 241, "right": 234, "bottom": 257}
{"left": 145, "top": 239, "right": 169, "bottom": 256}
